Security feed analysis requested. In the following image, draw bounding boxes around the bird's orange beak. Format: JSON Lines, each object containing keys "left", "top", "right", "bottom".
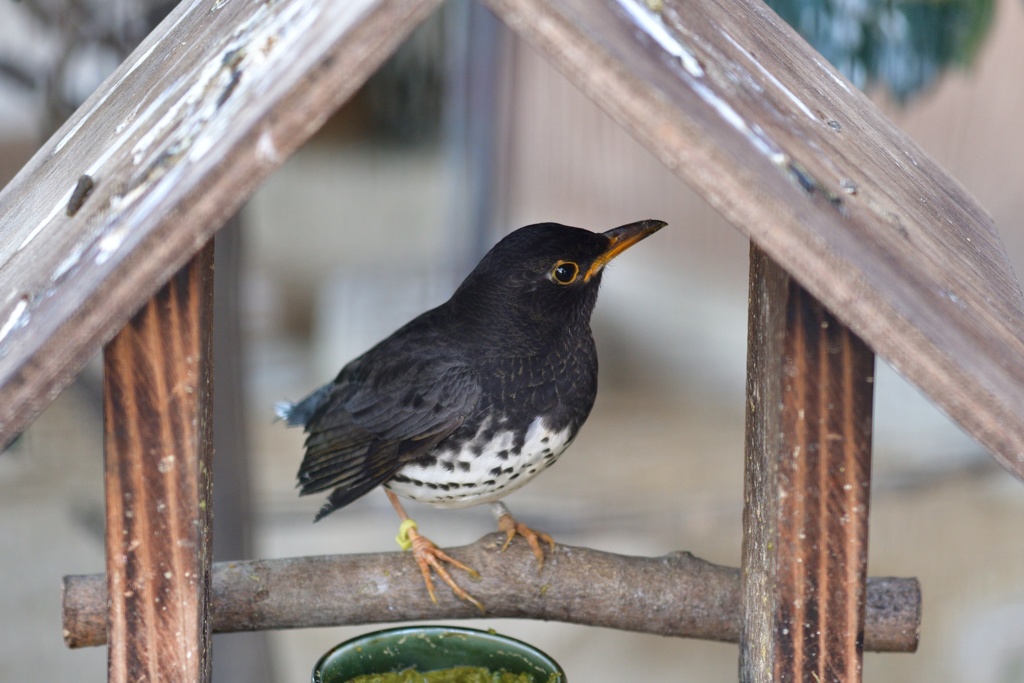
{"left": 583, "top": 219, "right": 667, "bottom": 282}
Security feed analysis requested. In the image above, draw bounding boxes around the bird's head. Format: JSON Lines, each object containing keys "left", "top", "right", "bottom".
{"left": 450, "top": 219, "right": 666, "bottom": 336}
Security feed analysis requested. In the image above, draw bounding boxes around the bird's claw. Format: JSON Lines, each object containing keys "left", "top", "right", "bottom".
{"left": 407, "top": 527, "right": 484, "bottom": 613}
{"left": 497, "top": 513, "right": 555, "bottom": 572}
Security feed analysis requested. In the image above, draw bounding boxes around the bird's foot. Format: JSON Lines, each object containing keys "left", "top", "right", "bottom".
{"left": 399, "top": 521, "right": 484, "bottom": 613}
{"left": 495, "top": 509, "right": 555, "bottom": 571}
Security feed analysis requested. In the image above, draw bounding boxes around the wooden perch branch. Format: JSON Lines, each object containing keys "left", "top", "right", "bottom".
{"left": 63, "top": 535, "right": 919, "bottom": 652}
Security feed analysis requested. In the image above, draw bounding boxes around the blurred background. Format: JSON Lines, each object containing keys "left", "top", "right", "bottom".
{"left": 1, "top": 0, "right": 1023, "bottom": 681}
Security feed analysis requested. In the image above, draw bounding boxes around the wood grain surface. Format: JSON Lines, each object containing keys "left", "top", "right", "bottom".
{"left": 102, "top": 246, "right": 214, "bottom": 683}
{"left": 743, "top": 246, "right": 875, "bottom": 683}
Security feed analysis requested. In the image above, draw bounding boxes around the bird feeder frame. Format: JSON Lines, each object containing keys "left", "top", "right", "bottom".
{"left": 2, "top": 0, "right": 1022, "bottom": 681}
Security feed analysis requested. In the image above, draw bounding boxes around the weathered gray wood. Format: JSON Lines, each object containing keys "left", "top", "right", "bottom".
{"left": 0, "top": 0, "right": 441, "bottom": 448}
{"left": 2, "top": 0, "right": 1021, "bottom": 481}
{"left": 742, "top": 245, "right": 875, "bottom": 682}
{"left": 61, "top": 536, "right": 920, "bottom": 653}
{"left": 103, "top": 244, "right": 214, "bottom": 683}
{"left": 482, "top": 0, "right": 1024, "bottom": 479}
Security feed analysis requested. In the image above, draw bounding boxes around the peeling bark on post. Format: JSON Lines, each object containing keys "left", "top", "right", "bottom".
{"left": 742, "top": 244, "right": 875, "bottom": 683}
{"left": 103, "top": 243, "right": 214, "bottom": 683}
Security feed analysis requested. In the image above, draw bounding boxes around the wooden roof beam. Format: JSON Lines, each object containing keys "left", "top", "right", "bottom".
{"left": 0, "top": 0, "right": 442, "bottom": 447}
{"left": 0, "top": 0, "right": 1021, "bottom": 481}
{"left": 483, "top": 0, "right": 1024, "bottom": 478}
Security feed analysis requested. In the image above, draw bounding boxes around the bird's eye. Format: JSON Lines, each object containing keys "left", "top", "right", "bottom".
{"left": 550, "top": 260, "right": 579, "bottom": 285}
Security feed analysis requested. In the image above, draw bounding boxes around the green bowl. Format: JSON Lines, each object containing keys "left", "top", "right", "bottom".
{"left": 312, "top": 625, "right": 565, "bottom": 683}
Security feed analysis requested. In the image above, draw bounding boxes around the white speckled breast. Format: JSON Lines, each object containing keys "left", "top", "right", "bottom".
{"left": 385, "top": 415, "right": 574, "bottom": 509}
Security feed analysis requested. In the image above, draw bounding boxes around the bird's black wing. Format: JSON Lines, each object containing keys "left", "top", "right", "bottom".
{"left": 296, "top": 351, "right": 481, "bottom": 520}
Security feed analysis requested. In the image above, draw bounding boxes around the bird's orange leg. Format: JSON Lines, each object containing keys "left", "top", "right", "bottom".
{"left": 491, "top": 502, "right": 555, "bottom": 571}
{"left": 385, "top": 489, "right": 483, "bottom": 612}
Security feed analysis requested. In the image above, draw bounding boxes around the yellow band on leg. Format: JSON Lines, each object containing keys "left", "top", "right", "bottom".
{"left": 395, "top": 518, "right": 418, "bottom": 551}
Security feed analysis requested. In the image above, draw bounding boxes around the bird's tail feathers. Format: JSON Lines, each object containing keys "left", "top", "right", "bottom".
{"left": 275, "top": 382, "right": 333, "bottom": 427}
{"left": 273, "top": 401, "right": 295, "bottom": 423}
{"left": 312, "top": 480, "right": 380, "bottom": 522}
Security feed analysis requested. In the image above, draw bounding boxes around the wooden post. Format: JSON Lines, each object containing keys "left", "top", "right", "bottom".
{"left": 103, "top": 243, "right": 215, "bottom": 683}
{"left": 742, "top": 244, "right": 874, "bottom": 683}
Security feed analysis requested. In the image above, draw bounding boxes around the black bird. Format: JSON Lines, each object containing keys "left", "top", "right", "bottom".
{"left": 277, "top": 219, "right": 665, "bottom": 609}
